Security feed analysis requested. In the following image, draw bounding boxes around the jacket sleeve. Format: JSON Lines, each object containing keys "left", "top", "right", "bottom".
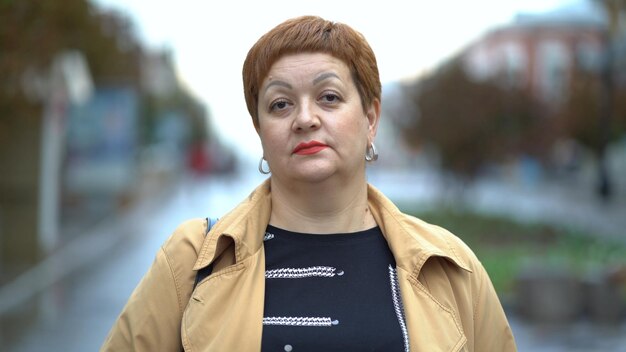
{"left": 473, "top": 263, "right": 518, "bottom": 351}
{"left": 100, "top": 219, "right": 205, "bottom": 352}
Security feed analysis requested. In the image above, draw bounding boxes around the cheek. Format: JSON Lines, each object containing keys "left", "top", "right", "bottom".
{"left": 339, "top": 116, "right": 369, "bottom": 142}
{"left": 259, "top": 134, "right": 273, "bottom": 152}
{"left": 259, "top": 127, "right": 283, "bottom": 154}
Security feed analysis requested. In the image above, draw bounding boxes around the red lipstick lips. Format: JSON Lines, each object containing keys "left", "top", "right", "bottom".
{"left": 293, "top": 140, "right": 328, "bottom": 155}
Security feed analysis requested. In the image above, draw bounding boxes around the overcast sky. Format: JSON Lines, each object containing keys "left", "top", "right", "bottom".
{"left": 91, "top": 0, "right": 585, "bottom": 161}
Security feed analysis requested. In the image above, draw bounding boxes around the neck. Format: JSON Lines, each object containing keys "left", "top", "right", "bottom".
{"left": 269, "top": 173, "right": 375, "bottom": 234}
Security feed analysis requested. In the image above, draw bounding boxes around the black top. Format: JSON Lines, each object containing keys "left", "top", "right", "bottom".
{"left": 261, "top": 225, "right": 409, "bottom": 352}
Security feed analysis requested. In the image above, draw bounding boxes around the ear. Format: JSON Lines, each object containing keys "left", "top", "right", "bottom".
{"left": 365, "top": 98, "right": 381, "bottom": 143}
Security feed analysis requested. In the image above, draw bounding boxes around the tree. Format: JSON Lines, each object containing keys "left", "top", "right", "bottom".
{"left": 571, "top": 0, "right": 626, "bottom": 200}
{"left": 403, "top": 59, "right": 542, "bottom": 185}
{"left": 0, "top": 0, "right": 143, "bottom": 111}
{"left": 557, "top": 67, "right": 626, "bottom": 197}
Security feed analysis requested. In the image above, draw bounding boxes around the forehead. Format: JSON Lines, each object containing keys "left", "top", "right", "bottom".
{"left": 263, "top": 52, "right": 350, "bottom": 83}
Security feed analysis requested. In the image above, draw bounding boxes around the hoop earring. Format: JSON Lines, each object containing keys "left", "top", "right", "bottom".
{"left": 365, "top": 142, "right": 379, "bottom": 162}
{"left": 258, "top": 157, "right": 271, "bottom": 174}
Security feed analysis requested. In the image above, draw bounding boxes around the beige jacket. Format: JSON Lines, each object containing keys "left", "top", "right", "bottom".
{"left": 101, "top": 179, "right": 517, "bottom": 351}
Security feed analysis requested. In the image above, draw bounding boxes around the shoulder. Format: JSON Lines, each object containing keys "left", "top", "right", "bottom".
{"left": 399, "top": 214, "right": 493, "bottom": 299}
{"left": 400, "top": 212, "right": 483, "bottom": 272}
{"left": 368, "top": 183, "right": 480, "bottom": 272}
{"left": 160, "top": 218, "right": 208, "bottom": 271}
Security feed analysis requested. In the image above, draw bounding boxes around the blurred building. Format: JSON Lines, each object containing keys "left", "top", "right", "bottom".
{"left": 140, "top": 50, "right": 179, "bottom": 97}
{"left": 458, "top": 1, "right": 626, "bottom": 193}
{"left": 138, "top": 49, "right": 237, "bottom": 178}
{"left": 463, "top": 2, "right": 607, "bottom": 111}
{"left": 395, "top": 0, "right": 626, "bottom": 197}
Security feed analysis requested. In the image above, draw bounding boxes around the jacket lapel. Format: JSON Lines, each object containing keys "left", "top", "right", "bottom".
{"left": 368, "top": 184, "right": 470, "bottom": 352}
{"left": 398, "top": 268, "right": 467, "bottom": 352}
{"left": 182, "top": 180, "right": 272, "bottom": 351}
{"left": 182, "top": 248, "right": 266, "bottom": 351}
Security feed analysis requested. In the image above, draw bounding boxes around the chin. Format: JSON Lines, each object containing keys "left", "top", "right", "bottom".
{"left": 291, "top": 165, "right": 337, "bottom": 184}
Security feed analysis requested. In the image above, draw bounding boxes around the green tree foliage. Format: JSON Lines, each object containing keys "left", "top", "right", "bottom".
{"left": 0, "top": 0, "right": 211, "bottom": 141}
{"left": 0, "top": 0, "right": 146, "bottom": 185}
{"left": 0, "top": 0, "right": 141, "bottom": 109}
{"left": 0, "top": 0, "right": 141, "bottom": 140}
{"left": 404, "top": 59, "right": 542, "bottom": 181}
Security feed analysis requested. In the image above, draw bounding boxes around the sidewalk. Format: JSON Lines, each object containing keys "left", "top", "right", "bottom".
{"left": 510, "top": 315, "right": 626, "bottom": 351}
{"left": 368, "top": 169, "right": 626, "bottom": 241}
{"left": 471, "top": 175, "right": 626, "bottom": 242}
{"left": 2, "top": 171, "right": 263, "bottom": 351}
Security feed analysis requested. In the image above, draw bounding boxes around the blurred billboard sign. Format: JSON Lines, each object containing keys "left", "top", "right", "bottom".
{"left": 65, "top": 86, "right": 138, "bottom": 197}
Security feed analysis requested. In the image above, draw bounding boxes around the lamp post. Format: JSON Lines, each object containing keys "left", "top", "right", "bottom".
{"left": 38, "top": 51, "right": 92, "bottom": 255}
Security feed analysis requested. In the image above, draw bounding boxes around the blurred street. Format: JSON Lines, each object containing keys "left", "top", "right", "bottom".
{"left": 1, "top": 170, "right": 265, "bottom": 352}
{"left": 2, "top": 167, "right": 626, "bottom": 352}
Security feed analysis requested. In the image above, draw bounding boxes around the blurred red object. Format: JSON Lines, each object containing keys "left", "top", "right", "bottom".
{"left": 188, "top": 142, "right": 212, "bottom": 175}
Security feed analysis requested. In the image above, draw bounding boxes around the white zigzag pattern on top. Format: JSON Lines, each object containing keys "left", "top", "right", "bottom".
{"left": 265, "top": 266, "right": 340, "bottom": 279}
{"left": 263, "top": 316, "right": 338, "bottom": 327}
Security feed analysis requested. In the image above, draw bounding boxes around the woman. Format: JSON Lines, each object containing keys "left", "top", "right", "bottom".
{"left": 102, "top": 15, "right": 517, "bottom": 351}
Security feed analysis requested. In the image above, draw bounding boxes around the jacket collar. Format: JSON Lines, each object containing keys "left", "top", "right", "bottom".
{"left": 366, "top": 183, "right": 472, "bottom": 276}
{"left": 194, "top": 179, "right": 471, "bottom": 276}
{"left": 193, "top": 179, "right": 272, "bottom": 270}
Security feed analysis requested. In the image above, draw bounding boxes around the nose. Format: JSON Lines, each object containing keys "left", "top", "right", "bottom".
{"left": 292, "top": 101, "right": 320, "bottom": 132}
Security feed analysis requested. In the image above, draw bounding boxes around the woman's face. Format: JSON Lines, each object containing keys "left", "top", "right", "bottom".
{"left": 257, "top": 52, "right": 379, "bottom": 185}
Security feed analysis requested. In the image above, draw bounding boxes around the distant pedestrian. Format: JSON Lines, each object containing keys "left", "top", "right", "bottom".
{"left": 101, "top": 15, "right": 516, "bottom": 351}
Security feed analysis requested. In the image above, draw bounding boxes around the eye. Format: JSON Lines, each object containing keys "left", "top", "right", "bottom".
{"left": 320, "top": 92, "right": 341, "bottom": 104}
{"left": 270, "top": 99, "right": 290, "bottom": 112}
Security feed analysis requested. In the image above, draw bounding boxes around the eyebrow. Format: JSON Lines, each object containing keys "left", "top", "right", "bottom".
{"left": 263, "top": 72, "right": 341, "bottom": 94}
{"left": 313, "top": 72, "right": 340, "bottom": 85}
{"left": 263, "top": 80, "right": 292, "bottom": 93}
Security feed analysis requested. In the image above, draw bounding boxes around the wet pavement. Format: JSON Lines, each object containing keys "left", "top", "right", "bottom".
{"left": 2, "top": 168, "right": 626, "bottom": 351}
{"left": 2, "top": 172, "right": 260, "bottom": 352}
{"left": 509, "top": 316, "right": 626, "bottom": 351}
